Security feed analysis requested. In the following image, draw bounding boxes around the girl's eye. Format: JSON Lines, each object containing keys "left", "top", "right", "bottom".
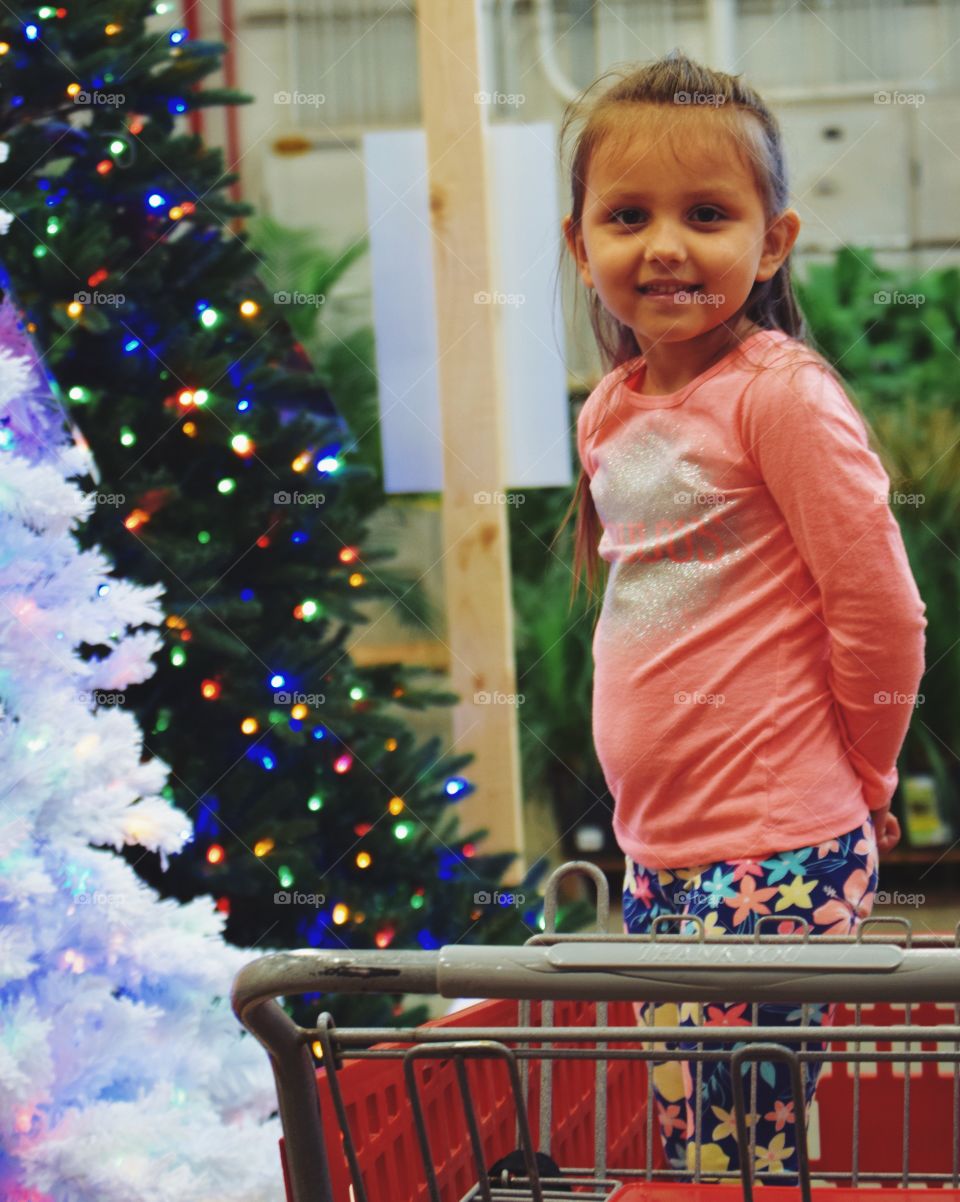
{"left": 690, "top": 205, "right": 725, "bottom": 223}
{"left": 610, "top": 206, "right": 726, "bottom": 225}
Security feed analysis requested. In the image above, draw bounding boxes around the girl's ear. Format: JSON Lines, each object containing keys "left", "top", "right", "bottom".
{"left": 756, "top": 208, "right": 802, "bottom": 283}
{"left": 562, "top": 214, "right": 594, "bottom": 289}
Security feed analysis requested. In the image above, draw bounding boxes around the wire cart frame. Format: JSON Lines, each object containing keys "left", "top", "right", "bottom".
{"left": 232, "top": 862, "right": 960, "bottom": 1201}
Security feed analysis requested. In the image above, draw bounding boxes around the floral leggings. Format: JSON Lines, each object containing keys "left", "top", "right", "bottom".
{"left": 622, "top": 818, "right": 879, "bottom": 1182}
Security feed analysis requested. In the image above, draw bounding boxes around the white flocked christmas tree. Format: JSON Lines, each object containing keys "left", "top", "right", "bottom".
{"left": 0, "top": 294, "right": 282, "bottom": 1200}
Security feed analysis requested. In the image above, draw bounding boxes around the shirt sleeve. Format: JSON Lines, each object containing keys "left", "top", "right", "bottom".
{"left": 577, "top": 371, "right": 621, "bottom": 480}
{"left": 576, "top": 390, "right": 599, "bottom": 479}
{"left": 738, "top": 357, "right": 927, "bottom": 812}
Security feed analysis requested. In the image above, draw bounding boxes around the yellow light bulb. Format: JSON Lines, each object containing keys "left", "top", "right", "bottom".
{"left": 388, "top": 797, "right": 405, "bottom": 815}
{"left": 240, "top": 300, "right": 259, "bottom": 317}
{"left": 356, "top": 851, "right": 372, "bottom": 869}
{"left": 332, "top": 903, "right": 349, "bottom": 925}
{"left": 254, "top": 838, "right": 275, "bottom": 857}
{"left": 66, "top": 82, "right": 81, "bottom": 97}
{"left": 66, "top": 301, "right": 83, "bottom": 318}
{"left": 241, "top": 717, "right": 258, "bottom": 734}
{"left": 291, "top": 703, "right": 308, "bottom": 720}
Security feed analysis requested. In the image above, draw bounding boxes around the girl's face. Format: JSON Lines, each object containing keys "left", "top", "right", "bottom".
{"left": 563, "top": 108, "right": 799, "bottom": 355}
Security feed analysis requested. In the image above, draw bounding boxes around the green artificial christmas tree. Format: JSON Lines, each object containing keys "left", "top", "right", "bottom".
{"left": 0, "top": 0, "right": 546, "bottom": 1026}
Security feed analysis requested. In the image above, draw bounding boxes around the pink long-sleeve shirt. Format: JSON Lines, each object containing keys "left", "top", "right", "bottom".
{"left": 578, "top": 327, "right": 927, "bottom": 869}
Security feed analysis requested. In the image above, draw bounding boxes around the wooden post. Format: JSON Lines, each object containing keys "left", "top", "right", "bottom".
{"left": 415, "top": 0, "right": 526, "bottom": 875}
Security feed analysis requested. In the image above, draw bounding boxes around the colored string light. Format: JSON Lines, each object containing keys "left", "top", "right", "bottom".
{"left": 124, "top": 508, "right": 149, "bottom": 530}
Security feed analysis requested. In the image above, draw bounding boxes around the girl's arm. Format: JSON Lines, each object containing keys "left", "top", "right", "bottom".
{"left": 738, "top": 359, "right": 927, "bottom": 825}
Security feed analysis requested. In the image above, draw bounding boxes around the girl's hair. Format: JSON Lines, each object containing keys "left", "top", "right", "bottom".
{"left": 553, "top": 49, "right": 897, "bottom": 610}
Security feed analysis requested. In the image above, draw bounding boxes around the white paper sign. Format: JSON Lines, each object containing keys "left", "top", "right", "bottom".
{"left": 362, "top": 124, "right": 571, "bottom": 494}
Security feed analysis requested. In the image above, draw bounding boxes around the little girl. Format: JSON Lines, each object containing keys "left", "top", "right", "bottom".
{"left": 557, "top": 50, "right": 927, "bottom": 1184}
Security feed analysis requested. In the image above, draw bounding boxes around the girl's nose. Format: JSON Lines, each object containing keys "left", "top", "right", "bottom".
{"left": 640, "top": 221, "right": 687, "bottom": 263}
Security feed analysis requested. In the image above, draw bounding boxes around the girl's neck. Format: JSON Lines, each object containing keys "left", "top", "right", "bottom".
{"left": 637, "top": 320, "right": 762, "bottom": 396}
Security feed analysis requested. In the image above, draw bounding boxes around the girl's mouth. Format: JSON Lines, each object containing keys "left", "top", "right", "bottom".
{"left": 638, "top": 283, "right": 703, "bottom": 295}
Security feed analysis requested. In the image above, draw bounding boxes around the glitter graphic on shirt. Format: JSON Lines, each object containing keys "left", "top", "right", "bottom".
{"left": 591, "top": 424, "right": 744, "bottom": 649}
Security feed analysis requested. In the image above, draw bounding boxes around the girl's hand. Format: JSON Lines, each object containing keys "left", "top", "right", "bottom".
{"left": 870, "top": 803, "right": 902, "bottom": 855}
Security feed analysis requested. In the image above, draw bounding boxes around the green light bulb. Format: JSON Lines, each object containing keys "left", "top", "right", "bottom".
{"left": 307, "top": 795, "right": 323, "bottom": 812}
{"left": 170, "top": 647, "right": 186, "bottom": 667}
{"left": 68, "top": 386, "right": 89, "bottom": 402}
{"left": 197, "top": 530, "right": 211, "bottom": 544}
{"left": 119, "top": 426, "right": 136, "bottom": 447}
{"left": 217, "top": 478, "right": 236, "bottom": 495}
{"left": 393, "top": 822, "right": 411, "bottom": 840}
{"left": 33, "top": 245, "right": 47, "bottom": 259}
{"left": 200, "top": 308, "right": 219, "bottom": 328}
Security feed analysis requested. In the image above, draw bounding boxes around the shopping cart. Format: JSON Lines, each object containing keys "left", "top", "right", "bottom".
{"left": 232, "top": 862, "right": 960, "bottom": 1201}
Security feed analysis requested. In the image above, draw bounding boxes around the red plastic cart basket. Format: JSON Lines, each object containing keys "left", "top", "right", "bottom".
{"left": 232, "top": 864, "right": 960, "bottom": 1201}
